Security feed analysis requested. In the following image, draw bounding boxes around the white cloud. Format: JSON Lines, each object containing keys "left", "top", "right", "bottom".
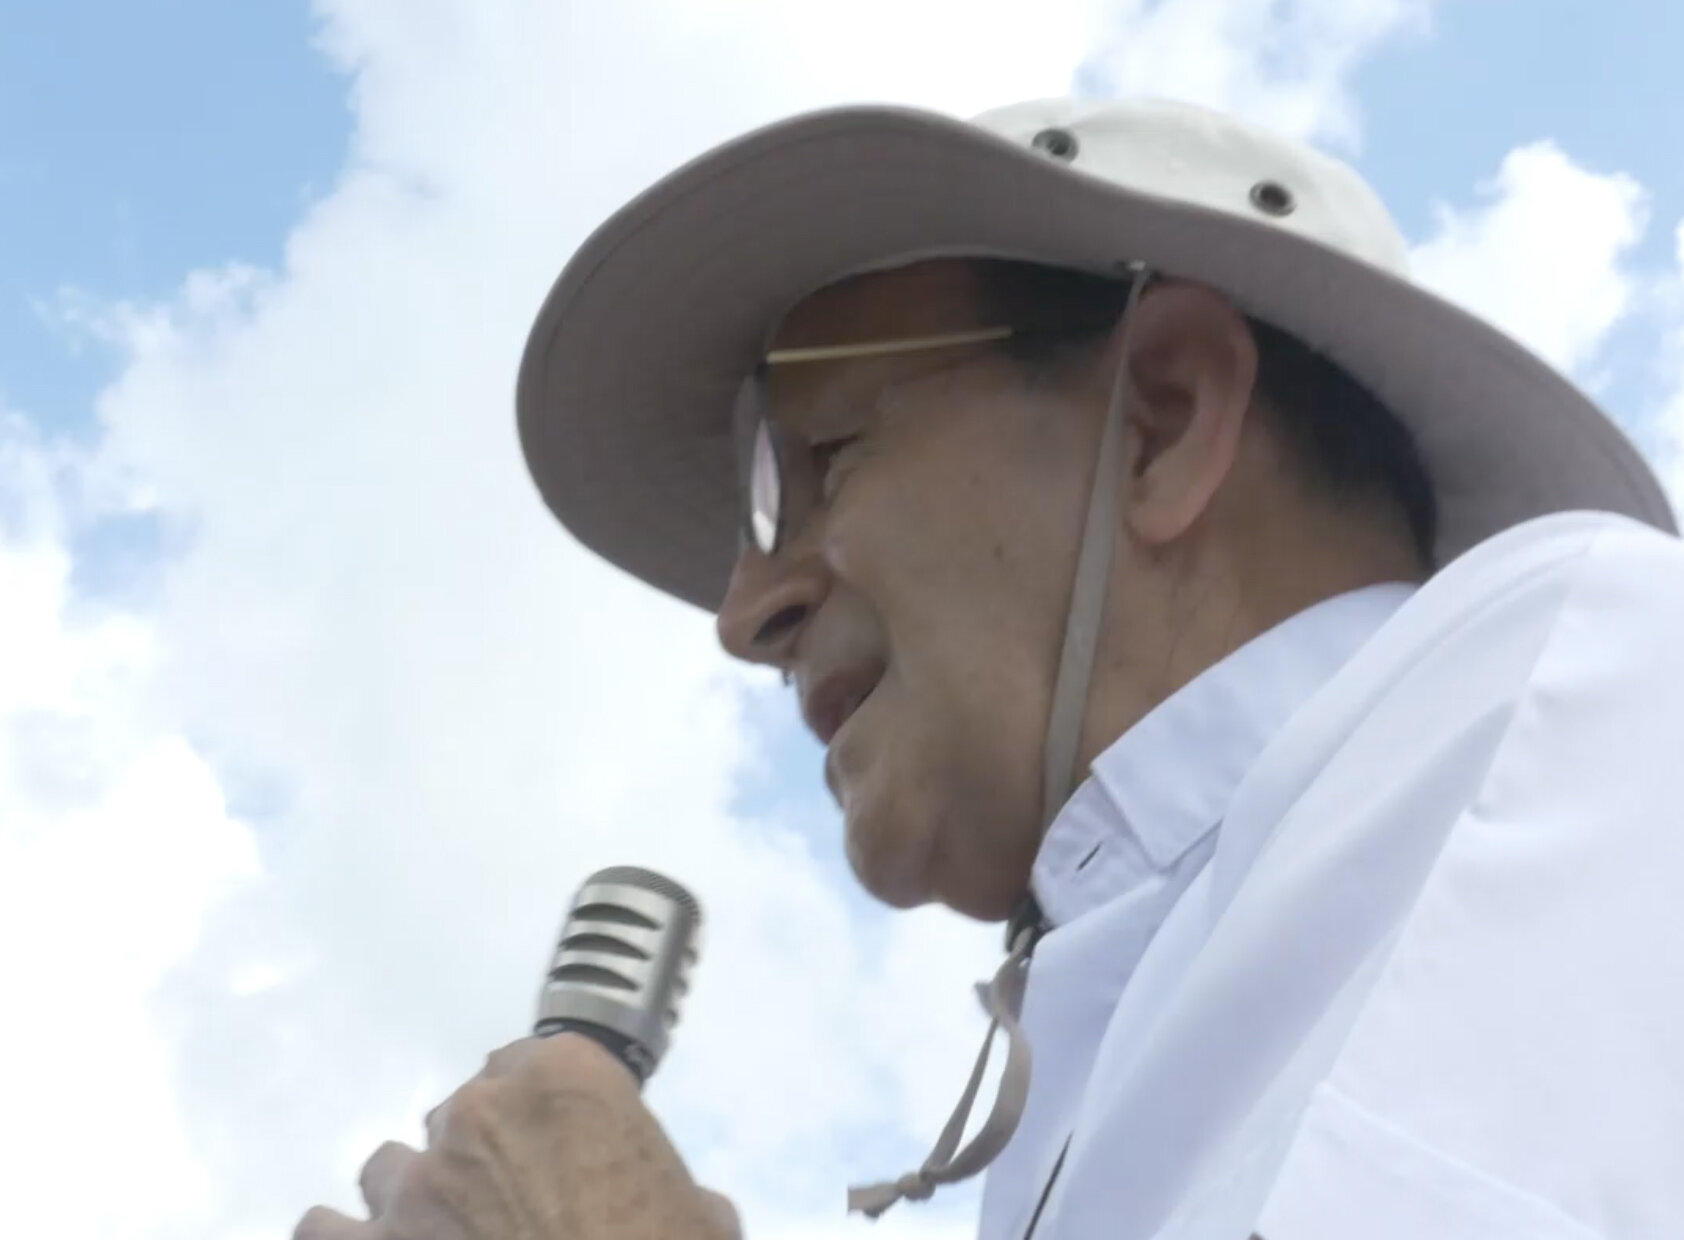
{"left": 0, "top": 417, "right": 257, "bottom": 1239}
{"left": 1409, "top": 141, "right": 1650, "bottom": 379}
{"left": 5, "top": 1, "right": 1452, "bottom": 1237}
{"left": 1078, "top": 0, "right": 1440, "bottom": 148}
{"left": 1658, "top": 221, "right": 1684, "bottom": 507}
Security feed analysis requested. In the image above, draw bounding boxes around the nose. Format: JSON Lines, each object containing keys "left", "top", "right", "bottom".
{"left": 716, "top": 542, "right": 830, "bottom": 669}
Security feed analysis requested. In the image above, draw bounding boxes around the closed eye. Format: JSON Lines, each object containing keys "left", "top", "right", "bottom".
{"left": 813, "top": 434, "right": 860, "bottom": 472}
{"left": 813, "top": 434, "right": 862, "bottom": 499}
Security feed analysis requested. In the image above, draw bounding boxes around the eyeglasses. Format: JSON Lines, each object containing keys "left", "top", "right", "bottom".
{"left": 735, "top": 326, "right": 1017, "bottom": 557}
{"left": 736, "top": 319, "right": 1129, "bottom": 557}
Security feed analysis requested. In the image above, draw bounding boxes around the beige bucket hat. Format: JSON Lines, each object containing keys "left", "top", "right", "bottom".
{"left": 516, "top": 96, "right": 1677, "bottom": 610}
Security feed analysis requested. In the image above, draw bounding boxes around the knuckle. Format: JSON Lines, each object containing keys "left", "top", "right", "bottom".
{"left": 376, "top": 1156, "right": 455, "bottom": 1233}
{"left": 442, "top": 1079, "right": 499, "bottom": 1134}
{"left": 699, "top": 1189, "right": 742, "bottom": 1240}
{"left": 534, "top": 1031, "right": 630, "bottom": 1094}
{"left": 357, "top": 1139, "right": 408, "bottom": 1192}
{"left": 483, "top": 1035, "right": 538, "bottom": 1078}
{"left": 290, "top": 1205, "right": 341, "bottom": 1240}
{"left": 398, "top": 1151, "right": 449, "bottom": 1199}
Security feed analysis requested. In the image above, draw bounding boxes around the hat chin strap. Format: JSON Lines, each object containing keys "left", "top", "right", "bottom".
{"left": 1039, "top": 266, "right": 1148, "bottom": 832}
{"left": 847, "top": 266, "right": 1150, "bottom": 1221}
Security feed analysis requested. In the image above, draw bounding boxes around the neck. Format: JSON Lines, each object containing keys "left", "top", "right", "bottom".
{"left": 1077, "top": 506, "right": 1422, "bottom": 774}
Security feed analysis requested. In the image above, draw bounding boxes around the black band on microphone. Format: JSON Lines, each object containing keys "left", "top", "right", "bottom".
{"left": 533, "top": 1017, "right": 658, "bottom": 1085}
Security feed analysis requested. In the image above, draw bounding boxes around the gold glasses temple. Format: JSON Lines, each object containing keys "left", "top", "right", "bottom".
{"left": 763, "top": 327, "right": 1016, "bottom": 366}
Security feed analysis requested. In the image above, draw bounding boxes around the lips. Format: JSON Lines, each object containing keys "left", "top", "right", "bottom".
{"left": 800, "top": 664, "right": 883, "bottom": 746}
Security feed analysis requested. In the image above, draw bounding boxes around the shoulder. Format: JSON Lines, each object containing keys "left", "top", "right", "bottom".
{"left": 1421, "top": 508, "right": 1684, "bottom": 629}
{"left": 1252, "top": 511, "right": 1684, "bottom": 1239}
{"left": 1353, "top": 510, "right": 1684, "bottom": 710}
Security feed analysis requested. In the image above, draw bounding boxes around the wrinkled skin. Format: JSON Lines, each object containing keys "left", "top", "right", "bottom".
{"left": 293, "top": 1034, "right": 739, "bottom": 1240}
{"left": 716, "top": 259, "right": 1422, "bottom": 922}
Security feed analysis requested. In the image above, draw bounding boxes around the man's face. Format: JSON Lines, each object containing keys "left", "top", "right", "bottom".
{"left": 716, "top": 260, "right": 1112, "bottom": 920}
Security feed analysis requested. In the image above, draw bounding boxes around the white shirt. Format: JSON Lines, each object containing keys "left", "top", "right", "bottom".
{"left": 976, "top": 510, "right": 1684, "bottom": 1240}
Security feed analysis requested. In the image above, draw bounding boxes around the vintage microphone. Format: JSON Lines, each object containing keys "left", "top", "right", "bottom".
{"left": 532, "top": 865, "right": 703, "bottom": 1086}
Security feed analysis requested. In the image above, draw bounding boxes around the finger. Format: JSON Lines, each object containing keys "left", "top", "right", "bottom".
{"left": 417, "top": 1038, "right": 542, "bottom": 1148}
{"left": 292, "top": 1205, "right": 371, "bottom": 1240}
{"left": 699, "top": 1189, "right": 743, "bottom": 1240}
{"left": 358, "top": 1140, "right": 419, "bottom": 1217}
{"left": 424, "top": 1097, "right": 450, "bottom": 1148}
{"left": 482, "top": 1036, "right": 541, "bottom": 1079}
{"left": 424, "top": 1079, "right": 492, "bottom": 1148}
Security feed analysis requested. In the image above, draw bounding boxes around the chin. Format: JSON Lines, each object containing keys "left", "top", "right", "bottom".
{"left": 833, "top": 692, "right": 1036, "bottom": 920}
{"left": 841, "top": 796, "right": 1015, "bottom": 921}
{"left": 860, "top": 873, "right": 934, "bottom": 912}
{"left": 846, "top": 827, "right": 934, "bottom": 910}
{"left": 854, "top": 846, "right": 1018, "bottom": 921}
{"left": 841, "top": 789, "right": 938, "bottom": 911}
{"left": 936, "top": 878, "right": 1023, "bottom": 924}
{"left": 903, "top": 796, "right": 1038, "bottom": 924}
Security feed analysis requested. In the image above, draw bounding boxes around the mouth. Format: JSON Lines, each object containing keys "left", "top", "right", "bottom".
{"left": 800, "top": 663, "right": 884, "bottom": 747}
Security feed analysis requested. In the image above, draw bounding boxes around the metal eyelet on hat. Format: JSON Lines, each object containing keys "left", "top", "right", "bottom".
{"left": 1031, "top": 128, "right": 1079, "bottom": 161}
{"left": 1249, "top": 180, "right": 1295, "bottom": 217}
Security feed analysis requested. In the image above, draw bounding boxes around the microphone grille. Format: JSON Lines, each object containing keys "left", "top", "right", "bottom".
{"left": 584, "top": 865, "right": 702, "bottom": 921}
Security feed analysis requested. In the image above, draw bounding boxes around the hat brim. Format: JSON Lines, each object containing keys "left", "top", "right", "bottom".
{"left": 517, "top": 104, "right": 1678, "bottom": 612}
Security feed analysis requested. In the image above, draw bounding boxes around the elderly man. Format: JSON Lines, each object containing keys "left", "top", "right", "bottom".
{"left": 298, "top": 98, "right": 1684, "bottom": 1240}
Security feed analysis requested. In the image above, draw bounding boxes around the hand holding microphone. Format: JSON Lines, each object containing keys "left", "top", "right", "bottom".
{"left": 293, "top": 867, "right": 737, "bottom": 1240}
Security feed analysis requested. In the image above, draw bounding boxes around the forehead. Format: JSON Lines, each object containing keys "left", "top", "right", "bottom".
{"left": 770, "top": 258, "right": 990, "bottom": 352}
{"left": 761, "top": 260, "right": 998, "bottom": 432}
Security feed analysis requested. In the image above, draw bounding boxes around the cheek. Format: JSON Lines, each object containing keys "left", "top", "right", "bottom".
{"left": 826, "top": 423, "right": 1085, "bottom": 670}
{"left": 837, "top": 664, "right": 1047, "bottom": 914}
{"left": 822, "top": 417, "right": 1089, "bottom": 900}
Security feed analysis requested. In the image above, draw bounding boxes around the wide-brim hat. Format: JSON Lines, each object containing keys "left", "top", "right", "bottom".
{"left": 516, "top": 97, "right": 1678, "bottom": 611}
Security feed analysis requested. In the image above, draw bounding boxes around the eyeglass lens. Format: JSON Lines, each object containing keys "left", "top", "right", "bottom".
{"left": 748, "top": 411, "right": 782, "bottom": 555}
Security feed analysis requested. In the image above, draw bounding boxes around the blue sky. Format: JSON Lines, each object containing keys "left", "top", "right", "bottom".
{"left": 1361, "top": 1, "right": 1684, "bottom": 241}
{"left": 4, "top": 4, "right": 1683, "bottom": 1239}
{"left": 1, "top": 1, "right": 344, "bottom": 429}
{"left": 8, "top": 2, "right": 1684, "bottom": 438}
{"left": 1, "top": 1, "right": 346, "bottom": 611}
{"left": 1355, "top": 1, "right": 1684, "bottom": 448}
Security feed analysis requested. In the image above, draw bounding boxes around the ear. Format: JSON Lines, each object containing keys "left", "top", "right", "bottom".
{"left": 1098, "top": 281, "right": 1258, "bottom": 547}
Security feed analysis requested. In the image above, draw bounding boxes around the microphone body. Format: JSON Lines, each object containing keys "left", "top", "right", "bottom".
{"left": 533, "top": 866, "right": 703, "bottom": 1087}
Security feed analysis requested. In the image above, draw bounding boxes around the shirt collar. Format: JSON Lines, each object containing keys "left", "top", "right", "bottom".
{"left": 1030, "top": 582, "right": 1418, "bottom": 928}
